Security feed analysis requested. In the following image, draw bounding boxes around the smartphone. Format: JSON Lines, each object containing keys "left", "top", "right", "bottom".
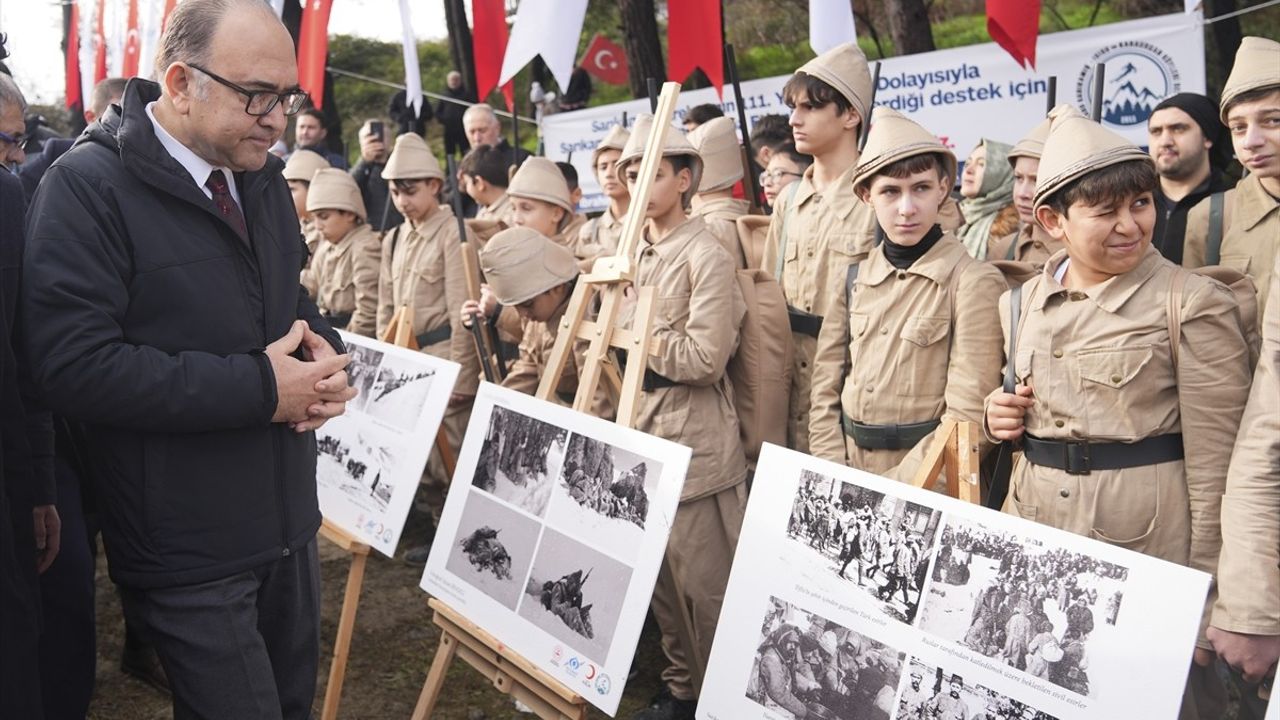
{"left": 369, "top": 120, "right": 385, "bottom": 139}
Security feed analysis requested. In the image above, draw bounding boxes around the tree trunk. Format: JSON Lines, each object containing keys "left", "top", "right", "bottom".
{"left": 619, "top": 0, "right": 666, "bottom": 100}
{"left": 1206, "top": 0, "right": 1242, "bottom": 97}
{"left": 444, "top": 0, "right": 478, "bottom": 98}
{"left": 884, "top": 0, "right": 935, "bottom": 56}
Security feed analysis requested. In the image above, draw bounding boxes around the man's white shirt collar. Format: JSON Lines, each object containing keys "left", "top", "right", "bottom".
{"left": 145, "top": 101, "right": 241, "bottom": 208}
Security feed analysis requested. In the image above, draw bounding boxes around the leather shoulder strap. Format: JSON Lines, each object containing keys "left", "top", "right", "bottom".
{"left": 1166, "top": 267, "right": 1188, "bottom": 373}
{"left": 1205, "top": 191, "right": 1225, "bottom": 266}
{"left": 1003, "top": 285, "right": 1023, "bottom": 393}
{"left": 774, "top": 181, "right": 801, "bottom": 281}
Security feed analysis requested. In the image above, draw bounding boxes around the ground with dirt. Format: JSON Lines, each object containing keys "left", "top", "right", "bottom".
{"left": 86, "top": 511, "right": 668, "bottom": 720}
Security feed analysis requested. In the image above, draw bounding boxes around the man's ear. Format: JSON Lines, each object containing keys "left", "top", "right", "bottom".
{"left": 1036, "top": 204, "right": 1066, "bottom": 239}
{"left": 163, "top": 63, "right": 197, "bottom": 115}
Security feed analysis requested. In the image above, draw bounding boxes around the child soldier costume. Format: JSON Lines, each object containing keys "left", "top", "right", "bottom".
{"left": 808, "top": 107, "right": 1005, "bottom": 480}
{"left": 282, "top": 148, "right": 330, "bottom": 259}
{"left": 577, "top": 124, "right": 631, "bottom": 258}
{"left": 988, "top": 117, "right": 1064, "bottom": 265}
{"left": 300, "top": 169, "right": 381, "bottom": 337}
{"left": 687, "top": 116, "right": 751, "bottom": 267}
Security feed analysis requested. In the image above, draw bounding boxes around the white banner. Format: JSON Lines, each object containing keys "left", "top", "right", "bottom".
{"left": 543, "top": 12, "right": 1205, "bottom": 213}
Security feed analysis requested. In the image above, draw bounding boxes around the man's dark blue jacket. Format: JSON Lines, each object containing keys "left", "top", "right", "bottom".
{"left": 22, "top": 78, "right": 342, "bottom": 590}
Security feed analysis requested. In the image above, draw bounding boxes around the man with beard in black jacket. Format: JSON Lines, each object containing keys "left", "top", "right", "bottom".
{"left": 20, "top": 1, "right": 356, "bottom": 717}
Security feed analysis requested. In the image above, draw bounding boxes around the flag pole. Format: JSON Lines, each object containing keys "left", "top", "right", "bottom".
{"left": 724, "top": 44, "right": 761, "bottom": 213}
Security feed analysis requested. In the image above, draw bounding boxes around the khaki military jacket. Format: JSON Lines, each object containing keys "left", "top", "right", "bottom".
{"left": 1183, "top": 174, "right": 1280, "bottom": 319}
{"left": 691, "top": 195, "right": 752, "bottom": 268}
{"left": 987, "top": 247, "right": 1252, "bottom": 646}
{"left": 578, "top": 205, "right": 626, "bottom": 259}
{"left": 762, "top": 162, "right": 964, "bottom": 453}
{"left": 630, "top": 216, "right": 748, "bottom": 501}
{"left": 988, "top": 222, "right": 1063, "bottom": 268}
{"left": 809, "top": 234, "right": 1005, "bottom": 478}
{"left": 377, "top": 206, "right": 480, "bottom": 394}
{"left": 1213, "top": 257, "right": 1280, "bottom": 636}
{"left": 501, "top": 296, "right": 614, "bottom": 419}
{"left": 477, "top": 192, "right": 512, "bottom": 225}
{"left": 562, "top": 213, "right": 588, "bottom": 248}
{"left": 300, "top": 224, "right": 381, "bottom": 337}
{"left": 301, "top": 216, "right": 323, "bottom": 262}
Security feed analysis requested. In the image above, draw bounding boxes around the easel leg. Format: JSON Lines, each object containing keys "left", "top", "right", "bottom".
{"left": 412, "top": 632, "right": 459, "bottom": 720}
{"left": 435, "top": 424, "right": 457, "bottom": 478}
{"left": 321, "top": 549, "right": 369, "bottom": 720}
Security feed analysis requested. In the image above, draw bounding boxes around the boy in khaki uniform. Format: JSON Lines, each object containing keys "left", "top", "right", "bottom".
{"left": 300, "top": 169, "right": 381, "bottom": 337}
{"left": 282, "top": 148, "right": 330, "bottom": 258}
{"left": 459, "top": 143, "right": 513, "bottom": 225}
{"left": 578, "top": 124, "right": 631, "bottom": 258}
{"left": 988, "top": 117, "right": 1064, "bottom": 266}
{"left": 1183, "top": 37, "right": 1280, "bottom": 318}
{"left": 378, "top": 133, "right": 481, "bottom": 548}
{"left": 507, "top": 157, "right": 580, "bottom": 251}
{"left": 687, "top": 116, "right": 751, "bottom": 267}
{"left": 617, "top": 116, "right": 748, "bottom": 720}
{"left": 809, "top": 107, "right": 1006, "bottom": 481}
{"left": 985, "top": 105, "right": 1252, "bottom": 720}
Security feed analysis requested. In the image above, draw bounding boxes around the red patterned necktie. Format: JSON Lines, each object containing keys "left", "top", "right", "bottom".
{"left": 205, "top": 170, "right": 248, "bottom": 242}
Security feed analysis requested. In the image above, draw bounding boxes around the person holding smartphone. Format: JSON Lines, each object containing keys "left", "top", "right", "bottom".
{"left": 350, "top": 118, "right": 403, "bottom": 232}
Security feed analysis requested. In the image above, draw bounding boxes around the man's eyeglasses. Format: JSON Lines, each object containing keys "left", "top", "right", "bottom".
{"left": 759, "top": 169, "right": 803, "bottom": 185}
{"left": 0, "top": 129, "right": 27, "bottom": 148}
{"left": 188, "top": 63, "right": 309, "bottom": 117}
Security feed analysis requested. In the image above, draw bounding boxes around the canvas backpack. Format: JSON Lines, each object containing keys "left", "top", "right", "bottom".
{"left": 729, "top": 267, "right": 793, "bottom": 464}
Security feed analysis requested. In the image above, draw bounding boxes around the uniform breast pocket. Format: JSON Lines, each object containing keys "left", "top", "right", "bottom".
{"left": 1015, "top": 347, "right": 1034, "bottom": 385}
{"left": 896, "top": 316, "right": 951, "bottom": 397}
{"left": 1077, "top": 346, "right": 1156, "bottom": 439}
{"left": 656, "top": 294, "right": 690, "bottom": 332}
{"left": 1219, "top": 254, "right": 1251, "bottom": 274}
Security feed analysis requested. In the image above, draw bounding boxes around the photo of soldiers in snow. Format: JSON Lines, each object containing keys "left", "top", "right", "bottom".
{"left": 917, "top": 524, "right": 1131, "bottom": 699}
{"left": 345, "top": 342, "right": 386, "bottom": 413}
{"left": 472, "top": 404, "right": 569, "bottom": 517}
{"left": 785, "top": 470, "right": 940, "bottom": 623}
{"left": 899, "top": 659, "right": 1061, "bottom": 720}
{"left": 444, "top": 489, "right": 543, "bottom": 611}
{"left": 460, "top": 526, "right": 513, "bottom": 580}
{"left": 359, "top": 353, "right": 439, "bottom": 433}
{"left": 745, "top": 596, "right": 904, "bottom": 720}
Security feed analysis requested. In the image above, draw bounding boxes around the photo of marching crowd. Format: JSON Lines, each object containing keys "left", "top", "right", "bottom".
{"left": 785, "top": 470, "right": 942, "bottom": 623}
{"left": 898, "top": 658, "right": 1061, "bottom": 720}
{"left": 917, "top": 522, "right": 1130, "bottom": 698}
{"left": 745, "top": 596, "right": 904, "bottom": 720}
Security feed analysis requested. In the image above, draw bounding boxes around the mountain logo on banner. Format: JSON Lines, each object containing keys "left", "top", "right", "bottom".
{"left": 1075, "top": 41, "right": 1182, "bottom": 127}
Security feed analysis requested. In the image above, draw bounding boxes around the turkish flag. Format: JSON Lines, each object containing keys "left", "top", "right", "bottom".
{"left": 987, "top": 0, "right": 1041, "bottom": 69}
{"left": 668, "top": 0, "right": 723, "bottom": 98}
{"left": 472, "top": 0, "right": 514, "bottom": 111}
{"left": 122, "top": 0, "right": 141, "bottom": 77}
{"left": 298, "top": 0, "right": 334, "bottom": 108}
{"left": 92, "top": 0, "right": 107, "bottom": 83}
{"left": 580, "top": 33, "right": 628, "bottom": 86}
{"left": 65, "top": 0, "right": 82, "bottom": 110}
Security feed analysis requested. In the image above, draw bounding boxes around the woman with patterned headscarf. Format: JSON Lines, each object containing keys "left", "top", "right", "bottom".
{"left": 957, "top": 138, "right": 1019, "bottom": 259}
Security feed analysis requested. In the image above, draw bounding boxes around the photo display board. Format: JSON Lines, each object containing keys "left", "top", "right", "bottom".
{"left": 315, "top": 331, "right": 459, "bottom": 557}
{"left": 698, "top": 444, "right": 1212, "bottom": 720}
{"left": 421, "top": 383, "right": 691, "bottom": 716}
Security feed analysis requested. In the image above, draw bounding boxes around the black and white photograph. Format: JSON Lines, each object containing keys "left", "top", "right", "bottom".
{"left": 316, "top": 416, "right": 398, "bottom": 512}
{"left": 472, "top": 405, "right": 569, "bottom": 518}
{"left": 917, "top": 522, "right": 1131, "bottom": 699}
{"left": 346, "top": 341, "right": 386, "bottom": 413}
{"left": 898, "top": 657, "right": 1061, "bottom": 720}
{"left": 361, "top": 351, "right": 438, "bottom": 433}
{"left": 543, "top": 432, "right": 663, "bottom": 565}
{"left": 744, "top": 596, "right": 904, "bottom": 720}
{"left": 443, "top": 490, "right": 543, "bottom": 611}
{"left": 517, "top": 526, "right": 633, "bottom": 666}
{"left": 784, "top": 470, "right": 941, "bottom": 624}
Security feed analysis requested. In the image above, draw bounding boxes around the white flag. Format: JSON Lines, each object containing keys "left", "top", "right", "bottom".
{"left": 498, "top": 0, "right": 588, "bottom": 92}
{"left": 398, "top": 0, "right": 424, "bottom": 115}
{"left": 809, "top": 0, "right": 857, "bottom": 55}
{"left": 136, "top": 0, "right": 163, "bottom": 80}
{"left": 269, "top": 0, "right": 286, "bottom": 17}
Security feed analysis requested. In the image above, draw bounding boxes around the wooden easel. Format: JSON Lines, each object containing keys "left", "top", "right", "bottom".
{"left": 907, "top": 418, "right": 982, "bottom": 505}
{"left": 317, "top": 304, "right": 457, "bottom": 720}
{"left": 411, "top": 82, "right": 690, "bottom": 720}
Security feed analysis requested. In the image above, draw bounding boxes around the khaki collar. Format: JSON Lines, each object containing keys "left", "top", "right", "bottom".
{"left": 1236, "top": 174, "right": 1280, "bottom": 232}
{"left": 602, "top": 204, "right": 625, "bottom": 229}
{"left": 1017, "top": 222, "right": 1053, "bottom": 251}
{"left": 792, "top": 162, "right": 860, "bottom": 221}
{"left": 860, "top": 232, "right": 967, "bottom": 286}
{"left": 643, "top": 215, "right": 707, "bottom": 261}
{"left": 407, "top": 205, "right": 451, "bottom": 240}
{"left": 1036, "top": 244, "right": 1162, "bottom": 313}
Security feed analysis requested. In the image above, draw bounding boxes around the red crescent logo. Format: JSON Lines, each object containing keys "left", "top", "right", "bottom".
{"left": 585, "top": 664, "right": 596, "bottom": 680}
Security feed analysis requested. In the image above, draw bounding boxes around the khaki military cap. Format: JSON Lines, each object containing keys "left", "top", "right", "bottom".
{"left": 479, "top": 227, "right": 579, "bottom": 305}
{"left": 616, "top": 115, "right": 704, "bottom": 207}
{"left": 382, "top": 133, "right": 444, "bottom": 181}
{"left": 687, "top": 116, "right": 743, "bottom": 193}
{"left": 1220, "top": 36, "right": 1280, "bottom": 121}
{"left": 1033, "top": 104, "right": 1151, "bottom": 210}
{"left": 591, "top": 124, "right": 631, "bottom": 168}
{"left": 796, "top": 42, "right": 873, "bottom": 135}
{"left": 851, "top": 106, "right": 956, "bottom": 193}
{"left": 507, "top": 157, "right": 575, "bottom": 217}
{"left": 306, "top": 168, "right": 367, "bottom": 221}
{"left": 1007, "top": 116, "right": 1053, "bottom": 165}
{"left": 282, "top": 149, "right": 330, "bottom": 183}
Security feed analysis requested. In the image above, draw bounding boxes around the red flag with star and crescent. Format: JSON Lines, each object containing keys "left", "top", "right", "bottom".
{"left": 122, "top": 0, "right": 141, "bottom": 77}
{"left": 298, "top": 0, "right": 334, "bottom": 108}
{"left": 580, "top": 33, "right": 628, "bottom": 86}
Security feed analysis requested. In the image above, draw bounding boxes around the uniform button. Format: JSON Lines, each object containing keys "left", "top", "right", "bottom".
{"left": 865, "top": 385, "right": 874, "bottom": 393}
{"left": 1033, "top": 241, "right": 1044, "bottom": 249}
{"left": 805, "top": 305, "right": 812, "bottom": 312}
{"left": 800, "top": 361, "right": 808, "bottom": 368}
{"left": 1054, "top": 419, "right": 1065, "bottom": 428}
{"left": 1059, "top": 488, "right": 1070, "bottom": 498}
{"left": 897, "top": 271, "right": 907, "bottom": 280}
{"left": 807, "top": 250, "right": 814, "bottom": 257}
{"left": 1068, "top": 291, "right": 1087, "bottom": 301}
{"left": 1110, "top": 374, "right": 1123, "bottom": 385}
{"left": 1052, "top": 349, "right": 1063, "bottom": 359}
{"left": 880, "top": 327, "right": 888, "bottom": 334}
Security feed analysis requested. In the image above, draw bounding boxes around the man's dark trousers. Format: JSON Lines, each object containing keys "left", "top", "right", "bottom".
{"left": 119, "top": 539, "right": 321, "bottom": 720}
